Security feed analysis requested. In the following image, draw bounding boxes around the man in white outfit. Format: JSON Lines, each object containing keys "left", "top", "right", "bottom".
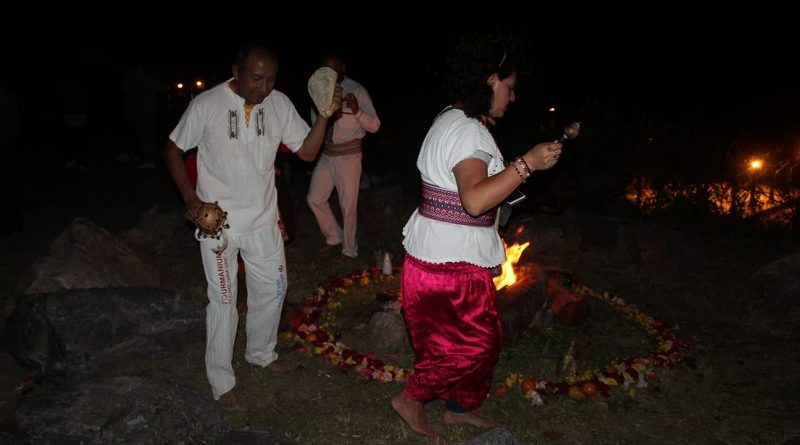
{"left": 163, "top": 44, "right": 340, "bottom": 411}
{"left": 307, "top": 53, "right": 380, "bottom": 260}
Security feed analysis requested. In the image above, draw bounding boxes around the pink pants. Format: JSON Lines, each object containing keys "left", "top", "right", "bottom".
{"left": 401, "top": 254, "right": 502, "bottom": 410}
{"left": 306, "top": 152, "right": 362, "bottom": 258}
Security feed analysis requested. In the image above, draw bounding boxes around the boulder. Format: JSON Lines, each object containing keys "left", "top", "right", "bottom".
{"left": 4, "top": 287, "right": 204, "bottom": 379}
{"left": 20, "top": 218, "right": 161, "bottom": 294}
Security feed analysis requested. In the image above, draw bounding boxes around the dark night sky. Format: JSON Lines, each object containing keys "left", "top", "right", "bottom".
{"left": 3, "top": 4, "right": 797, "bottom": 142}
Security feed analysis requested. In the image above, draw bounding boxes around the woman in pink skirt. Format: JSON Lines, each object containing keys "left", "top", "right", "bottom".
{"left": 391, "top": 41, "right": 563, "bottom": 436}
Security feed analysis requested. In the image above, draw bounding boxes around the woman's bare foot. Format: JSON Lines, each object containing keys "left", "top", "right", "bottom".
{"left": 217, "top": 389, "right": 242, "bottom": 412}
{"left": 442, "top": 409, "right": 499, "bottom": 428}
{"left": 390, "top": 392, "right": 438, "bottom": 437}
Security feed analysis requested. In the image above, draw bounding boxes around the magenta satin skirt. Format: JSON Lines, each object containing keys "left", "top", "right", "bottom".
{"left": 401, "top": 254, "right": 502, "bottom": 410}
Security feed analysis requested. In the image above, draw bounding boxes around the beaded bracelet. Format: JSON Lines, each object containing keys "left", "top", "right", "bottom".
{"left": 508, "top": 160, "right": 529, "bottom": 182}
{"left": 515, "top": 157, "right": 533, "bottom": 177}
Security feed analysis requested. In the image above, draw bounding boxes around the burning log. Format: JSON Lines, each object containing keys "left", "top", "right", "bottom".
{"left": 495, "top": 263, "right": 548, "bottom": 346}
{"left": 546, "top": 271, "right": 591, "bottom": 327}
{"left": 495, "top": 263, "right": 591, "bottom": 346}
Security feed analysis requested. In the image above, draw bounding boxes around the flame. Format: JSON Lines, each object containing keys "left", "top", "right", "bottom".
{"left": 493, "top": 241, "right": 530, "bottom": 291}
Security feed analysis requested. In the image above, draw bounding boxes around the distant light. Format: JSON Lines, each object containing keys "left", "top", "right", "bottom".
{"left": 749, "top": 159, "right": 763, "bottom": 170}
{"left": 548, "top": 107, "right": 556, "bottom": 112}
{"left": 177, "top": 83, "right": 184, "bottom": 89}
{"left": 196, "top": 81, "right": 203, "bottom": 88}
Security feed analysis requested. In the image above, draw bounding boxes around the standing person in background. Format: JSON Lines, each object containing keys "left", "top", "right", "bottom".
{"left": 391, "top": 40, "right": 562, "bottom": 436}
{"left": 163, "top": 43, "right": 340, "bottom": 412}
{"left": 122, "top": 59, "right": 162, "bottom": 169}
{"left": 307, "top": 52, "right": 380, "bottom": 261}
{"left": 62, "top": 73, "right": 90, "bottom": 172}
{"left": 0, "top": 84, "right": 22, "bottom": 234}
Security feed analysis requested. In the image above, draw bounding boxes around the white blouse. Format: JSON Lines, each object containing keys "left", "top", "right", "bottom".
{"left": 402, "top": 108, "right": 507, "bottom": 268}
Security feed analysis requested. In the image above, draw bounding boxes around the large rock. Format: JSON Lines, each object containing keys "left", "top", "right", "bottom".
{"left": 749, "top": 252, "right": 800, "bottom": 309}
{"left": 13, "top": 376, "right": 293, "bottom": 444}
{"left": 119, "top": 204, "right": 196, "bottom": 255}
{"left": 20, "top": 218, "right": 161, "bottom": 294}
{"left": 368, "top": 309, "right": 412, "bottom": 356}
{"left": 4, "top": 287, "right": 205, "bottom": 379}
{"left": 15, "top": 376, "right": 227, "bottom": 444}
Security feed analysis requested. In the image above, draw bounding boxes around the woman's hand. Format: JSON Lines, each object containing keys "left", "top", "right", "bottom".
{"left": 522, "top": 141, "right": 563, "bottom": 171}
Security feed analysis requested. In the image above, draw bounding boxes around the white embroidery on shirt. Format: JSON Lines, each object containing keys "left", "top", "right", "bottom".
{"left": 228, "top": 110, "right": 239, "bottom": 139}
{"left": 255, "top": 108, "right": 265, "bottom": 136}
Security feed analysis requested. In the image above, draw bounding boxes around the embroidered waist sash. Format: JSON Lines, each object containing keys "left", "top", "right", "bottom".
{"left": 418, "top": 182, "right": 495, "bottom": 227}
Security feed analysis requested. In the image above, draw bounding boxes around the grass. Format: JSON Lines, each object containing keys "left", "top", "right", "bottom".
{"left": 162, "top": 259, "right": 698, "bottom": 444}
{"left": 141, "top": 192, "right": 800, "bottom": 444}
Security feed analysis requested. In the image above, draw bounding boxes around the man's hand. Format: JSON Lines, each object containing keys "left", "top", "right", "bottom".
{"left": 323, "top": 85, "right": 343, "bottom": 119}
{"left": 345, "top": 93, "right": 359, "bottom": 114}
{"left": 193, "top": 201, "right": 229, "bottom": 237}
{"left": 184, "top": 197, "right": 203, "bottom": 222}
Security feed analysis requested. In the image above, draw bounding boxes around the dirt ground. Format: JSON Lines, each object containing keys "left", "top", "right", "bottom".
{"left": 2, "top": 141, "right": 800, "bottom": 444}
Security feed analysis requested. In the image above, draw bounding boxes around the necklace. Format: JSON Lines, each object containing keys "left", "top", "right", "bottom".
{"left": 243, "top": 102, "right": 255, "bottom": 127}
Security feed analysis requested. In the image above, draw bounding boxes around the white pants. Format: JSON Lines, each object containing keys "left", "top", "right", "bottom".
{"left": 199, "top": 224, "right": 287, "bottom": 399}
{"left": 306, "top": 152, "right": 362, "bottom": 258}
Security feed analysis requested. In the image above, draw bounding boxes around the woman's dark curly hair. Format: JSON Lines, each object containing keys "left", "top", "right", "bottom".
{"left": 444, "top": 34, "right": 519, "bottom": 119}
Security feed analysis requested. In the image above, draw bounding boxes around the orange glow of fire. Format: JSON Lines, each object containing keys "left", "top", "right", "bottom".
{"left": 625, "top": 179, "right": 797, "bottom": 218}
{"left": 493, "top": 241, "right": 530, "bottom": 291}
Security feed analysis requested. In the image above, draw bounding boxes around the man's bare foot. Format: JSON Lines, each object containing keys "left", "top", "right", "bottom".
{"left": 217, "top": 389, "right": 242, "bottom": 412}
{"left": 442, "top": 409, "right": 499, "bottom": 428}
{"left": 267, "top": 361, "right": 287, "bottom": 373}
{"left": 390, "top": 392, "right": 438, "bottom": 437}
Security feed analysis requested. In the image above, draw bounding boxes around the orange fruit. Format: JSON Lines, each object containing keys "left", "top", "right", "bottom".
{"left": 568, "top": 385, "right": 585, "bottom": 400}
{"left": 520, "top": 378, "right": 536, "bottom": 394}
{"left": 580, "top": 382, "right": 598, "bottom": 397}
{"left": 306, "top": 332, "right": 318, "bottom": 343}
